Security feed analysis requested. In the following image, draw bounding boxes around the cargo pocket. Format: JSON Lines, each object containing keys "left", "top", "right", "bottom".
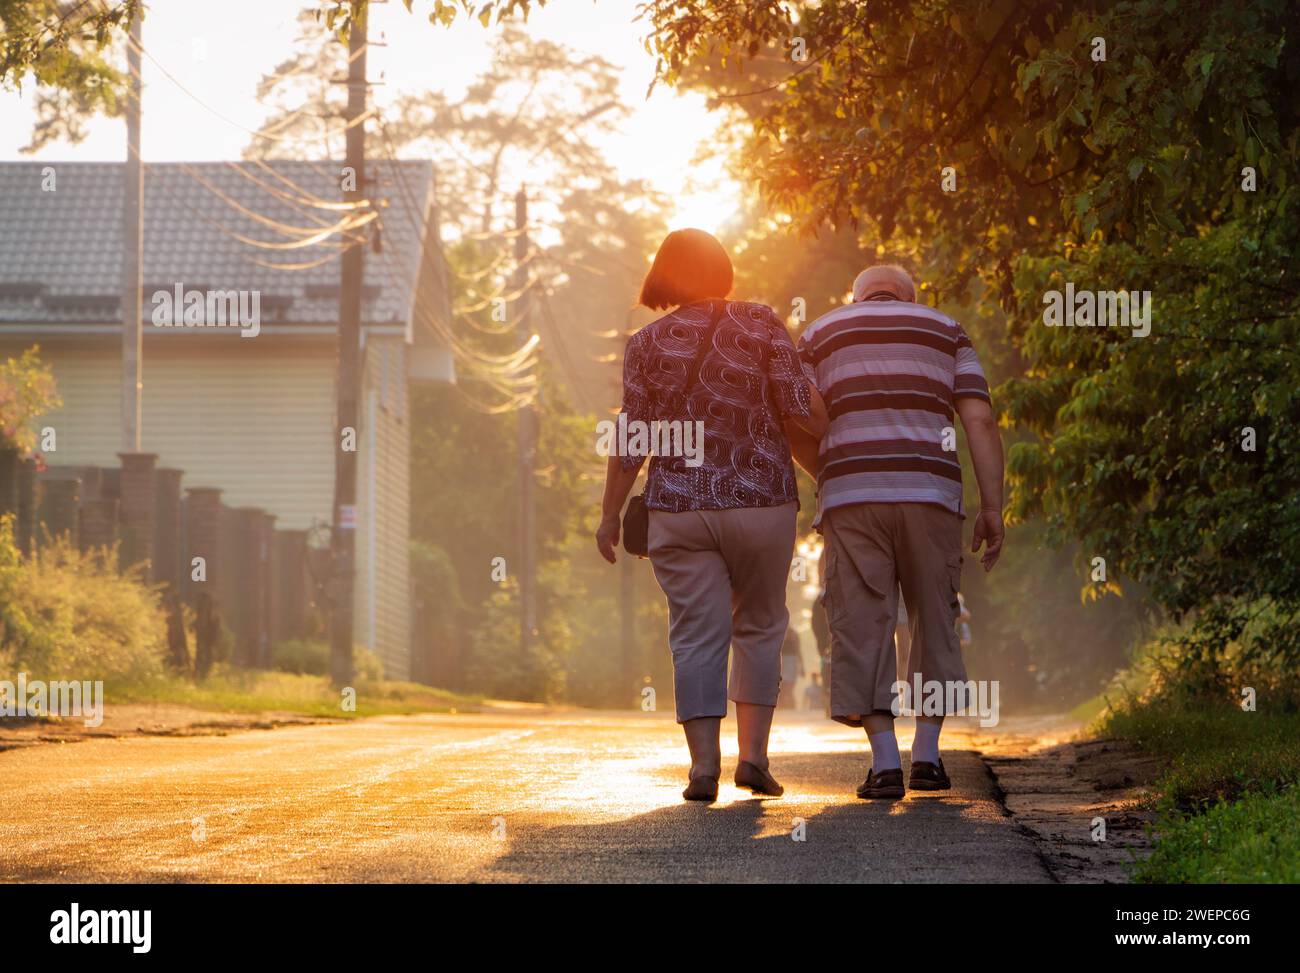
{"left": 821, "top": 546, "right": 844, "bottom": 625}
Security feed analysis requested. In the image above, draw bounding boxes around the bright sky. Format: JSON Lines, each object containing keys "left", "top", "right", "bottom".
{"left": 0, "top": 0, "right": 740, "bottom": 233}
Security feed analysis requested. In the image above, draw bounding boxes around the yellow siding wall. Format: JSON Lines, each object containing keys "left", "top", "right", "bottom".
{"left": 1, "top": 337, "right": 335, "bottom": 529}
{"left": 2, "top": 334, "right": 411, "bottom": 678}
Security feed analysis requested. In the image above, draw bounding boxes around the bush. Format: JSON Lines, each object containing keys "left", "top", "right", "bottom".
{"left": 0, "top": 345, "right": 60, "bottom": 452}
{"left": 269, "top": 637, "right": 383, "bottom": 682}
{"left": 0, "top": 518, "right": 166, "bottom": 684}
{"left": 271, "top": 638, "right": 330, "bottom": 675}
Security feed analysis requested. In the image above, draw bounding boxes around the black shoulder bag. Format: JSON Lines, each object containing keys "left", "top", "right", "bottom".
{"left": 622, "top": 300, "right": 726, "bottom": 558}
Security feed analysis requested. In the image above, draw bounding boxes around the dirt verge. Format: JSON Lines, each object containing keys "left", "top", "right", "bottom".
{"left": 981, "top": 736, "right": 1162, "bottom": 883}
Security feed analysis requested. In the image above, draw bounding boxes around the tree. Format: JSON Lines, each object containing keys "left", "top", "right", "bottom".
{"left": 1, "top": 0, "right": 142, "bottom": 152}
{"left": 643, "top": 0, "right": 1300, "bottom": 677}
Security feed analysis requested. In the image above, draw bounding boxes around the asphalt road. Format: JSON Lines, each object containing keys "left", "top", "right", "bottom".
{"left": 0, "top": 711, "right": 1053, "bottom": 883}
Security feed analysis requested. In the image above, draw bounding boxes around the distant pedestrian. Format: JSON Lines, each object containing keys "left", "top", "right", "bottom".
{"left": 778, "top": 626, "right": 804, "bottom": 710}
{"left": 803, "top": 671, "right": 826, "bottom": 712}
{"left": 956, "top": 592, "right": 972, "bottom": 650}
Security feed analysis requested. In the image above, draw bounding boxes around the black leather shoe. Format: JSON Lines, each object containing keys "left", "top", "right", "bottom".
{"left": 734, "top": 760, "right": 784, "bottom": 796}
{"left": 909, "top": 758, "right": 951, "bottom": 790}
{"left": 856, "top": 767, "right": 905, "bottom": 799}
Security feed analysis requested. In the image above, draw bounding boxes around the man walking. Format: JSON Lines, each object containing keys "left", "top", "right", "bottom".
{"left": 786, "top": 265, "right": 1005, "bottom": 799}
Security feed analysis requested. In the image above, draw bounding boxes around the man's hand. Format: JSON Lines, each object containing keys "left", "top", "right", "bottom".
{"left": 971, "top": 509, "right": 1004, "bottom": 571}
{"left": 595, "top": 514, "right": 620, "bottom": 564}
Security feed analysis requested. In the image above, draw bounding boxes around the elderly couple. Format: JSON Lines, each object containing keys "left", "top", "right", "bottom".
{"left": 596, "top": 228, "right": 1005, "bottom": 803}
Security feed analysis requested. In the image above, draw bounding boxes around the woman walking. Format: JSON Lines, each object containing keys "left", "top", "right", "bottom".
{"left": 595, "top": 228, "right": 828, "bottom": 802}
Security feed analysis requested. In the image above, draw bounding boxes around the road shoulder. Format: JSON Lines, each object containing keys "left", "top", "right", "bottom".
{"left": 971, "top": 719, "right": 1159, "bottom": 883}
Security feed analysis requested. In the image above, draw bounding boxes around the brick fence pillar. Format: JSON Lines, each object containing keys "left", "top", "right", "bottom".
{"left": 153, "top": 467, "right": 184, "bottom": 588}
{"left": 183, "top": 487, "right": 223, "bottom": 607}
{"left": 233, "top": 507, "right": 268, "bottom": 668}
{"left": 117, "top": 452, "right": 158, "bottom": 573}
{"left": 272, "top": 529, "right": 309, "bottom": 644}
{"left": 38, "top": 475, "right": 81, "bottom": 547}
{"left": 259, "top": 512, "right": 277, "bottom": 667}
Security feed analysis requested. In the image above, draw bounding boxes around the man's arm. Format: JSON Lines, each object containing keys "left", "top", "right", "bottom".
{"left": 955, "top": 397, "right": 1005, "bottom": 571}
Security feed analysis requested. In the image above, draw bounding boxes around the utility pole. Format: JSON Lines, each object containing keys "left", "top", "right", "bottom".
{"left": 330, "top": 10, "right": 368, "bottom": 686}
{"left": 514, "top": 188, "right": 537, "bottom": 656}
{"left": 120, "top": 8, "right": 143, "bottom": 452}
{"left": 621, "top": 553, "right": 635, "bottom": 707}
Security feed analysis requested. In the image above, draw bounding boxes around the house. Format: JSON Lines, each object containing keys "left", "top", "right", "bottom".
{"left": 0, "top": 159, "right": 454, "bottom": 679}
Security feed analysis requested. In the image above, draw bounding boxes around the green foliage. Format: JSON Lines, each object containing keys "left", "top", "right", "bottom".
{"left": 648, "top": 0, "right": 1300, "bottom": 678}
{"left": 1133, "top": 785, "right": 1300, "bottom": 884}
{"left": 0, "top": 344, "right": 60, "bottom": 452}
{"left": 0, "top": 516, "right": 166, "bottom": 684}
{"left": 1099, "top": 655, "right": 1300, "bottom": 882}
{"left": 464, "top": 581, "right": 562, "bottom": 701}
{"left": 1103, "top": 695, "right": 1300, "bottom": 812}
{"left": 270, "top": 638, "right": 384, "bottom": 680}
{"left": 324, "top": 0, "right": 546, "bottom": 37}
{"left": 110, "top": 666, "right": 478, "bottom": 717}
{"left": 0, "top": 0, "right": 137, "bottom": 152}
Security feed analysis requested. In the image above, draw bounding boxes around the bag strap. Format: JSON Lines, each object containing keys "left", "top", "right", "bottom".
{"left": 681, "top": 299, "right": 726, "bottom": 400}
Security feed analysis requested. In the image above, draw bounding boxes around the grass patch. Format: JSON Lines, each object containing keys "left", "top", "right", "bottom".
{"left": 107, "top": 666, "right": 481, "bottom": 718}
{"left": 1099, "top": 699, "right": 1300, "bottom": 812}
{"left": 1132, "top": 785, "right": 1300, "bottom": 883}
{"left": 1068, "top": 692, "right": 1109, "bottom": 724}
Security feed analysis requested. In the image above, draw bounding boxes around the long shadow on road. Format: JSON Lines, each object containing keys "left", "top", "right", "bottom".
{"left": 484, "top": 749, "right": 1053, "bottom": 883}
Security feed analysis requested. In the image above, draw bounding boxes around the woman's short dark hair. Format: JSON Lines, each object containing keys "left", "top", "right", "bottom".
{"left": 638, "top": 228, "right": 734, "bottom": 310}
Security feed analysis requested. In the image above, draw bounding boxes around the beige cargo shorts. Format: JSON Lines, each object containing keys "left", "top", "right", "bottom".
{"left": 821, "top": 502, "right": 968, "bottom": 725}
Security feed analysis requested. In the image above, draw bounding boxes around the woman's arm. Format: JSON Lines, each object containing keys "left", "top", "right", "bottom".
{"left": 785, "top": 421, "right": 823, "bottom": 478}
{"left": 595, "top": 454, "right": 643, "bottom": 564}
{"left": 764, "top": 310, "right": 829, "bottom": 439}
{"left": 791, "top": 385, "right": 829, "bottom": 439}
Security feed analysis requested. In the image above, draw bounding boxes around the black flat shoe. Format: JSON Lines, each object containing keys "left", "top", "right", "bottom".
{"left": 856, "top": 767, "right": 905, "bottom": 800}
{"left": 734, "top": 760, "right": 784, "bottom": 797}
{"left": 683, "top": 775, "right": 718, "bottom": 802}
{"left": 908, "top": 758, "right": 951, "bottom": 790}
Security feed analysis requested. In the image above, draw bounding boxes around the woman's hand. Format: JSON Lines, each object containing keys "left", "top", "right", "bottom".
{"left": 597, "top": 454, "right": 641, "bottom": 565}
{"left": 595, "top": 514, "right": 621, "bottom": 564}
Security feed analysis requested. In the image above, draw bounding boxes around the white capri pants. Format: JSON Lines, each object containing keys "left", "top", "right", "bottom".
{"left": 648, "top": 502, "right": 797, "bottom": 722}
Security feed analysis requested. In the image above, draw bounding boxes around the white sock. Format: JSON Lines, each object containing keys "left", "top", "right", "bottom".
{"left": 867, "top": 730, "right": 902, "bottom": 773}
{"left": 911, "top": 718, "right": 942, "bottom": 765}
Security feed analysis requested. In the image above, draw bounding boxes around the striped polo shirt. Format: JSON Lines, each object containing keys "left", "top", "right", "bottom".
{"left": 796, "top": 299, "right": 991, "bottom": 526}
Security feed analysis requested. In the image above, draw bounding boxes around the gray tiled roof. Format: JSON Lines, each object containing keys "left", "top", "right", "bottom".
{"left": 0, "top": 160, "right": 434, "bottom": 326}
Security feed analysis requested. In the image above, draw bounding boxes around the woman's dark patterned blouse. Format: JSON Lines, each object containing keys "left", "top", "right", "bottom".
{"left": 619, "top": 299, "right": 812, "bottom": 512}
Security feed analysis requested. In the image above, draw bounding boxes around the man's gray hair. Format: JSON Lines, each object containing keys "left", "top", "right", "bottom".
{"left": 852, "top": 265, "right": 916, "bottom": 303}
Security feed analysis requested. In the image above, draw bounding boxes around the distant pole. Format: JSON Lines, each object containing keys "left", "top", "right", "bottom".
{"left": 120, "top": 8, "right": 143, "bottom": 452}
{"left": 330, "top": 10, "right": 368, "bottom": 686}
{"left": 514, "top": 188, "right": 537, "bottom": 656}
{"left": 621, "top": 552, "right": 635, "bottom": 706}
